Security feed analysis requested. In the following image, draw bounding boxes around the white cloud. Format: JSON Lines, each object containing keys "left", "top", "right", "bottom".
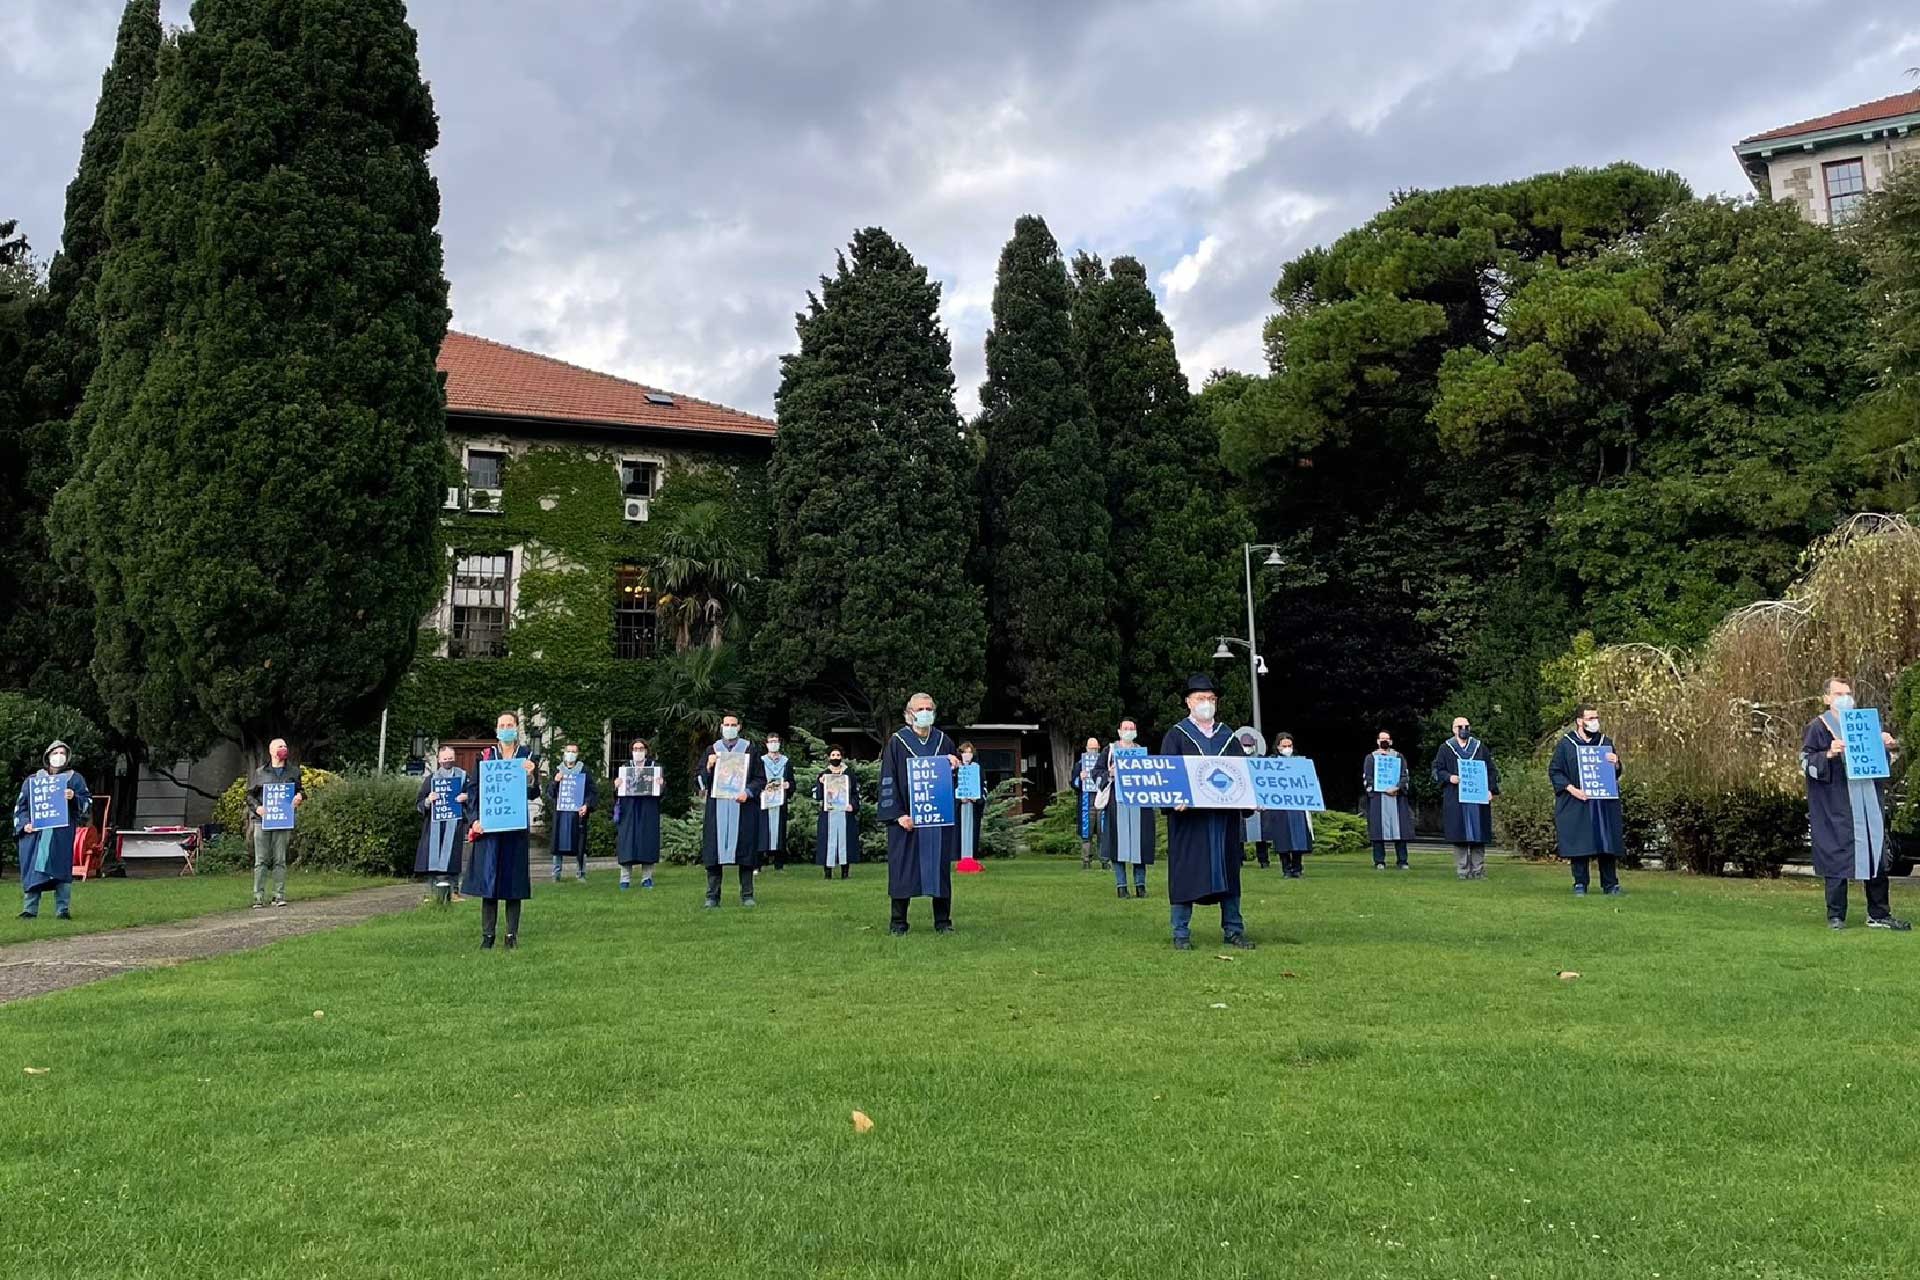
{"left": 1160, "top": 235, "right": 1221, "bottom": 296}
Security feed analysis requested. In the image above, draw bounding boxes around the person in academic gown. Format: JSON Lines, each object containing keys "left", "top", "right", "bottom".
{"left": 1549, "top": 704, "right": 1628, "bottom": 897}
{"left": 1070, "top": 736, "right": 1107, "bottom": 870}
{"left": 614, "top": 738, "right": 662, "bottom": 890}
{"left": 813, "top": 748, "right": 861, "bottom": 879}
{"left": 1364, "top": 731, "right": 1415, "bottom": 870}
{"left": 13, "top": 740, "right": 91, "bottom": 921}
{"left": 1801, "top": 679, "right": 1910, "bottom": 930}
{"left": 875, "top": 692, "right": 960, "bottom": 934}
{"left": 759, "top": 733, "right": 795, "bottom": 871}
{"left": 699, "top": 713, "right": 765, "bottom": 908}
{"left": 547, "top": 742, "right": 596, "bottom": 882}
{"left": 1432, "top": 716, "right": 1499, "bottom": 880}
{"left": 1260, "top": 731, "right": 1313, "bottom": 879}
{"left": 464, "top": 711, "right": 539, "bottom": 949}
{"left": 1160, "top": 674, "right": 1255, "bottom": 951}
{"left": 1100, "top": 719, "right": 1157, "bottom": 898}
{"left": 413, "top": 747, "right": 469, "bottom": 904}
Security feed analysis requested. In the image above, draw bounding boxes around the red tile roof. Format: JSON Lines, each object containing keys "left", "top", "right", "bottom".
{"left": 437, "top": 330, "right": 775, "bottom": 439}
{"left": 1740, "top": 89, "right": 1920, "bottom": 146}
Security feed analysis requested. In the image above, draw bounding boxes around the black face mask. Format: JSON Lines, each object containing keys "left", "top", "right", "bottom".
{"left": 1378, "top": 741, "right": 1392, "bottom": 750}
{"left": 828, "top": 760, "right": 844, "bottom": 770}
{"left": 1456, "top": 726, "right": 1470, "bottom": 738}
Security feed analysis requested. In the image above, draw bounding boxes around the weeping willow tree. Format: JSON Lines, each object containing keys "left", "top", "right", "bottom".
{"left": 1570, "top": 514, "right": 1920, "bottom": 790}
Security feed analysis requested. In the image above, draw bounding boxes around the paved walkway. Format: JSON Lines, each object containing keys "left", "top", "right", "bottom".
{"left": 0, "top": 882, "right": 424, "bottom": 1007}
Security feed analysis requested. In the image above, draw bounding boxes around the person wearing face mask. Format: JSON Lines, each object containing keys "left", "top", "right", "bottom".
{"left": 813, "top": 749, "right": 861, "bottom": 880}
{"left": 875, "top": 692, "right": 961, "bottom": 935}
{"left": 547, "top": 741, "right": 596, "bottom": 883}
{"left": 1433, "top": 716, "right": 1499, "bottom": 880}
{"left": 1364, "top": 732, "right": 1414, "bottom": 871}
{"left": 245, "top": 738, "right": 306, "bottom": 908}
{"left": 413, "top": 747, "right": 469, "bottom": 905}
{"left": 699, "top": 713, "right": 765, "bottom": 908}
{"left": 1100, "top": 719, "right": 1156, "bottom": 898}
{"left": 1160, "top": 674, "right": 1255, "bottom": 952}
{"left": 1071, "top": 735, "right": 1108, "bottom": 870}
{"left": 1801, "top": 679, "right": 1909, "bottom": 930}
{"left": 760, "top": 734, "right": 794, "bottom": 872}
{"left": 614, "top": 739, "right": 663, "bottom": 890}
{"left": 1550, "top": 705, "right": 1628, "bottom": 898}
{"left": 464, "top": 711, "right": 539, "bottom": 949}
{"left": 13, "top": 741, "right": 91, "bottom": 921}
{"left": 1261, "top": 732, "right": 1313, "bottom": 879}
{"left": 955, "top": 741, "right": 986, "bottom": 869}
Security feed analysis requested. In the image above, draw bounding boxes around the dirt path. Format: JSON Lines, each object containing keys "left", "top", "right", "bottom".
{"left": 0, "top": 883, "right": 425, "bottom": 1006}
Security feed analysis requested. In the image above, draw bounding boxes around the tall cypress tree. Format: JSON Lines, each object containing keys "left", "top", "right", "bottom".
{"left": 978, "top": 215, "right": 1119, "bottom": 761}
{"left": 1071, "top": 253, "right": 1250, "bottom": 722}
{"left": 0, "top": 221, "right": 40, "bottom": 676}
{"left": 4, "top": 0, "right": 160, "bottom": 701}
{"left": 53, "top": 0, "right": 451, "bottom": 761}
{"left": 767, "top": 227, "right": 987, "bottom": 731}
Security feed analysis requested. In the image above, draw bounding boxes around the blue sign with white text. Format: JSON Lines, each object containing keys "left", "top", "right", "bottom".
{"left": 261, "top": 782, "right": 297, "bottom": 831}
{"left": 28, "top": 772, "right": 68, "bottom": 829}
{"left": 1456, "top": 758, "right": 1490, "bottom": 805}
{"left": 1576, "top": 745, "right": 1618, "bottom": 799}
{"left": 1248, "top": 756, "right": 1326, "bottom": 812}
{"left": 555, "top": 770, "right": 586, "bottom": 813}
{"left": 1371, "top": 754, "right": 1402, "bottom": 792}
{"left": 431, "top": 774, "right": 463, "bottom": 823}
{"left": 1840, "top": 708, "right": 1891, "bottom": 780}
{"left": 480, "top": 757, "right": 529, "bottom": 832}
{"left": 1112, "top": 755, "right": 1195, "bottom": 808}
{"left": 956, "top": 763, "right": 983, "bottom": 801}
{"left": 906, "top": 756, "right": 955, "bottom": 827}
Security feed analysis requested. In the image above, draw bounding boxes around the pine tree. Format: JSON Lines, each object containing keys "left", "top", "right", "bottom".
{"left": 52, "top": 0, "right": 451, "bottom": 761}
{"left": 767, "top": 228, "right": 988, "bottom": 731}
{"left": 3, "top": 0, "right": 160, "bottom": 701}
{"left": 978, "top": 215, "right": 1119, "bottom": 761}
{"left": 1072, "top": 254, "right": 1250, "bottom": 724}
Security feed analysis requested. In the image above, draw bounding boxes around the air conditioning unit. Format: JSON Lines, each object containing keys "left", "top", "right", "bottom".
{"left": 443, "top": 486, "right": 462, "bottom": 511}
{"left": 623, "top": 496, "right": 650, "bottom": 523}
{"left": 467, "top": 487, "right": 502, "bottom": 514}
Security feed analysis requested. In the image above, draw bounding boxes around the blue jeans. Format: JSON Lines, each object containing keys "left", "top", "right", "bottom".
{"left": 22, "top": 881, "right": 73, "bottom": 917}
{"left": 1171, "top": 895, "right": 1244, "bottom": 942}
{"left": 1114, "top": 861, "right": 1146, "bottom": 889}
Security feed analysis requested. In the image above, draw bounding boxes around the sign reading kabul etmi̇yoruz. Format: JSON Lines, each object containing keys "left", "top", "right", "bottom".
{"left": 1111, "top": 755, "right": 1326, "bottom": 812}
{"left": 1839, "top": 707, "right": 1891, "bottom": 780}
{"left": 478, "top": 757, "right": 529, "bottom": 832}
{"left": 906, "top": 756, "right": 955, "bottom": 827}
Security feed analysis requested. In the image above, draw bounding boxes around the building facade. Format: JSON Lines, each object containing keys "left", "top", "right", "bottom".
{"left": 1735, "top": 89, "right": 1920, "bottom": 225}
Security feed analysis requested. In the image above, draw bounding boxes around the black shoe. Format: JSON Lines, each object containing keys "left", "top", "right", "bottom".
{"left": 55, "top": 911, "right": 71, "bottom": 920}
{"left": 1828, "top": 917, "right": 1846, "bottom": 930}
{"left": 1224, "top": 934, "right": 1256, "bottom": 950}
{"left": 1172, "top": 938, "right": 1193, "bottom": 951}
{"left": 1867, "top": 916, "right": 1912, "bottom": 931}
{"left": 703, "top": 897, "right": 720, "bottom": 910}
{"left": 504, "top": 934, "right": 517, "bottom": 950}
{"left": 840, "top": 868, "right": 850, "bottom": 879}
{"left": 889, "top": 925, "right": 908, "bottom": 936}
{"left": 1134, "top": 885, "right": 1146, "bottom": 899}
{"left": 481, "top": 936, "right": 494, "bottom": 950}
{"left": 935, "top": 923, "right": 954, "bottom": 934}
{"left": 1604, "top": 886, "right": 1624, "bottom": 896}
{"left": 1117, "top": 885, "right": 1129, "bottom": 900}
{"left": 824, "top": 869, "right": 833, "bottom": 880}
{"left": 17, "top": 911, "right": 33, "bottom": 919}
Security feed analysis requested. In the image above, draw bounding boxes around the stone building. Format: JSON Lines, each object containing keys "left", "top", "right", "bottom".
{"left": 1735, "top": 89, "right": 1920, "bottom": 225}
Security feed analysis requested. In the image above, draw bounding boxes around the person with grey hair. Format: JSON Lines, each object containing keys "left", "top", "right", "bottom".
{"left": 875, "top": 691, "right": 961, "bottom": 935}
{"left": 246, "top": 738, "right": 305, "bottom": 908}
{"left": 1802, "top": 677, "right": 1909, "bottom": 931}
{"left": 14, "top": 740, "right": 91, "bottom": 920}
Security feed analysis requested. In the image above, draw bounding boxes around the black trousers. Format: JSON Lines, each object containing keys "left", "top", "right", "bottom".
{"left": 480, "top": 898, "right": 521, "bottom": 941}
{"left": 890, "top": 896, "right": 952, "bottom": 931}
{"left": 1372, "top": 840, "right": 1409, "bottom": 866}
{"left": 1569, "top": 855, "right": 1619, "bottom": 891}
{"left": 1252, "top": 841, "right": 1271, "bottom": 868}
{"left": 706, "top": 866, "right": 755, "bottom": 902}
{"left": 1824, "top": 874, "right": 1891, "bottom": 922}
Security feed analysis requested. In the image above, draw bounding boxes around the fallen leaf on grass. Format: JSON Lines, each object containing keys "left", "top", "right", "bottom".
{"left": 1556, "top": 971, "right": 1581, "bottom": 981}
{"left": 1214, "top": 954, "right": 1237, "bottom": 962}
{"left": 1281, "top": 970, "right": 1299, "bottom": 979}
{"left": 313, "top": 1010, "right": 325, "bottom": 1019}
{"left": 852, "top": 1110, "right": 874, "bottom": 1133}
{"left": 1209, "top": 1002, "right": 1229, "bottom": 1010}
{"left": 24, "top": 1066, "right": 51, "bottom": 1075}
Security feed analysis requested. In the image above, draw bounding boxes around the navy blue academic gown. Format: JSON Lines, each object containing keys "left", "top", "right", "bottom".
{"left": 1362, "top": 752, "right": 1415, "bottom": 842}
{"left": 759, "top": 754, "right": 795, "bottom": 854}
{"left": 614, "top": 764, "right": 662, "bottom": 866}
{"left": 13, "top": 770, "right": 92, "bottom": 892}
{"left": 1431, "top": 737, "right": 1499, "bottom": 845}
{"left": 413, "top": 768, "right": 469, "bottom": 876}
{"left": 876, "top": 727, "right": 958, "bottom": 899}
{"left": 1801, "top": 715, "right": 1888, "bottom": 880}
{"left": 547, "top": 765, "right": 597, "bottom": 855}
{"left": 1159, "top": 720, "right": 1249, "bottom": 906}
{"left": 1257, "top": 804, "right": 1312, "bottom": 853}
{"left": 813, "top": 773, "right": 862, "bottom": 864}
{"left": 463, "top": 747, "right": 538, "bottom": 901}
{"left": 698, "top": 741, "right": 765, "bottom": 868}
{"left": 1548, "top": 732, "right": 1625, "bottom": 857}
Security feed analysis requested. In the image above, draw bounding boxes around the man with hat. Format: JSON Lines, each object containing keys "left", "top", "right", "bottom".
{"left": 13, "top": 740, "right": 91, "bottom": 920}
{"left": 1159, "top": 674, "right": 1255, "bottom": 951}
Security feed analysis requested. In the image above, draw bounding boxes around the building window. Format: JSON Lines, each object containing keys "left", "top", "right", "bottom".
{"left": 449, "top": 552, "right": 510, "bottom": 659}
{"left": 613, "top": 565, "right": 657, "bottom": 660}
{"left": 1824, "top": 158, "right": 1867, "bottom": 223}
{"left": 620, "top": 458, "right": 661, "bottom": 499}
{"left": 466, "top": 449, "right": 506, "bottom": 490}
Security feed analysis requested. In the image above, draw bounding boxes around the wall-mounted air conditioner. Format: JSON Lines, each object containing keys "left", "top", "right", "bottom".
{"left": 443, "top": 486, "right": 462, "bottom": 511}
{"left": 623, "top": 496, "right": 650, "bottom": 523}
{"left": 467, "top": 487, "right": 502, "bottom": 514}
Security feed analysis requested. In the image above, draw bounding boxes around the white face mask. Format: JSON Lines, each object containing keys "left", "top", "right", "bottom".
{"left": 961, "top": 751, "right": 974, "bottom": 763}
{"left": 1278, "top": 745, "right": 1294, "bottom": 757}
{"left": 1830, "top": 694, "right": 1856, "bottom": 713}
{"left": 631, "top": 751, "right": 646, "bottom": 763}
{"left": 1582, "top": 719, "right": 1600, "bottom": 734}
{"left": 564, "top": 751, "right": 578, "bottom": 764}
{"left": 765, "top": 743, "right": 781, "bottom": 755}
{"left": 1190, "top": 699, "right": 1215, "bottom": 723}
{"left": 912, "top": 709, "right": 936, "bottom": 729}
{"left": 48, "top": 753, "right": 68, "bottom": 770}
{"left": 721, "top": 725, "right": 739, "bottom": 741}
{"left": 1118, "top": 728, "right": 1137, "bottom": 742}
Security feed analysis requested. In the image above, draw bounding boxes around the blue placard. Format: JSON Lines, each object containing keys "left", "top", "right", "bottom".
{"left": 479, "top": 757, "right": 529, "bottom": 832}
{"left": 1456, "top": 758, "right": 1490, "bottom": 806}
{"left": 956, "top": 763, "right": 983, "bottom": 801}
{"left": 555, "top": 770, "right": 586, "bottom": 813}
{"left": 1248, "top": 756, "right": 1326, "bottom": 811}
{"left": 28, "top": 772, "right": 69, "bottom": 830}
{"left": 906, "top": 756, "right": 955, "bottom": 827}
{"left": 1575, "top": 745, "right": 1618, "bottom": 799}
{"left": 261, "top": 781, "right": 297, "bottom": 831}
{"left": 1112, "top": 755, "right": 1195, "bottom": 808}
{"left": 431, "top": 774, "right": 463, "bottom": 823}
{"left": 1371, "top": 753, "right": 1402, "bottom": 792}
{"left": 1840, "top": 708, "right": 1891, "bottom": 780}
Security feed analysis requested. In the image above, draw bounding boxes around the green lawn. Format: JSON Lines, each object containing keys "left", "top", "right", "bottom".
{"left": 0, "top": 870, "right": 389, "bottom": 945}
{"left": 1, "top": 857, "right": 1914, "bottom": 1278}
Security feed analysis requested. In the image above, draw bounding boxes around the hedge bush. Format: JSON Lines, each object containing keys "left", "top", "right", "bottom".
{"left": 1310, "top": 810, "right": 1369, "bottom": 857}
{"left": 292, "top": 773, "right": 425, "bottom": 876}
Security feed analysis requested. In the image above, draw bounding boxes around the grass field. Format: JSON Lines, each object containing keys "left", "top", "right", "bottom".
{"left": 2, "top": 856, "right": 1916, "bottom": 1278}
{"left": 0, "top": 870, "right": 391, "bottom": 945}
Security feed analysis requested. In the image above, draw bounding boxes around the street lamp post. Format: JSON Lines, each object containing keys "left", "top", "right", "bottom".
{"left": 1214, "top": 543, "right": 1286, "bottom": 743}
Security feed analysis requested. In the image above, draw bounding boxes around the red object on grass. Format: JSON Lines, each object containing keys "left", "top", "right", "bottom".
{"left": 956, "top": 855, "right": 984, "bottom": 874}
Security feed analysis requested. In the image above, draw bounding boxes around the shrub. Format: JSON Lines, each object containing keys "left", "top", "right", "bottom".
{"left": 1496, "top": 768, "right": 1562, "bottom": 860}
{"left": 195, "top": 832, "right": 253, "bottom": 875}
{"left": 1310, "top": 810, "right": 1369, "bottom": 858}
{"left": 210, "top": 765, "right": 342, "bottom": 834}
{"left": 1635, "top": 779, "right": 1805, "bottom": 878}
{"left": 0, "top": 693, "right": 106, "bottom": 797}
{"left": 1023, "top": 789, "right": 1085, "bottom": 859}
{"left": 289, "top": 773, "right": 421, "bottom": 876}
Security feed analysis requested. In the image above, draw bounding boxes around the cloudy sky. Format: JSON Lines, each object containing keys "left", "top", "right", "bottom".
{"left": 5, "top": 1, "right": 1918, "bottom": 418}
